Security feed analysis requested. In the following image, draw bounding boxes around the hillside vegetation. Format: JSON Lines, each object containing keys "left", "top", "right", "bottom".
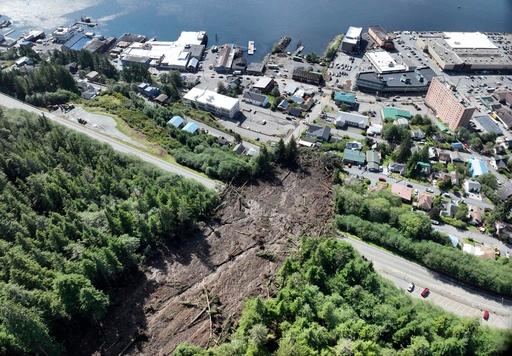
{"left": 0, "top": 109, "right": 217, "bottom": 354}
{"left": 175, "top": 237, "right": 511, "bottom": 355}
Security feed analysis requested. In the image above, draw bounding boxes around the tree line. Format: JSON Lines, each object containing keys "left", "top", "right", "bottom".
{"left": 175, "top": 237, "right": 511, "bottom": 355}
{"left": 0, "top": 109, "right": 217, "bottom": 354}
{"left": 334, "top": 183, "right": 512, "bottom": 296}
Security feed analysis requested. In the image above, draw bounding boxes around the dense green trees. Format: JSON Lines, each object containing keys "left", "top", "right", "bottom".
{"left": 50, "top": 49, "right": 118, "bottom": 80}
{"left": 175, "top": 237, "right": 511, "bottom": 355}
{"left": 334, "top": 184, "right": 512, "bottom": 296}
{"left": 0, "top": 62, "right": 78, "bottom": 105}
{"left": 0, "top": 109, "right": 217, "bottom": 354}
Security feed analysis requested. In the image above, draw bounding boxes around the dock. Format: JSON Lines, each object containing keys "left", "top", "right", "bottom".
{"left": 248, "top": 40, "right": 255, "bottom": 55}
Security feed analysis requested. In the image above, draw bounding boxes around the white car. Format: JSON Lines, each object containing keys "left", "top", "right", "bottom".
{"left": 407, "top": 282, "right": 415, "bottom": 292}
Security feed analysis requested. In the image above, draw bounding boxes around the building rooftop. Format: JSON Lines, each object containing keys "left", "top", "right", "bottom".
{"left": 468, "top": 158, "right": 489, "bottom": 177}
{"left": 253, "top": 77, "right": 274, "bottom": 90}
{"left": 443, "top": 32, "right": 497, "bottom": 49}
{"left": 343, "top": 148, "right": 366, "bottom": 164}
{"left": 335, "top": 112, "right": 369, "bottom": 126}
{"left": 306, "top": 125, "right": 331, "bottom": 141}
{"left": 382, "top": 107, "right": 412, "bottom": 120}
{"left": 357, "top": 67, "right": 435, "bottom": 91}
{"left": 391, "top": 184, "right": 413, "bottom": 201}
{"left": 472, "top": 115, "right": 503, "bottom": 135}
{"left": 184, "top": 87, "right": 240, "bottom": 111}
{"left": 344, "top": 26, "right": 363, "bottom": 44}
{"left": 365, "top": 50, "right": 407, "bottom": 73}
{"left": 334, "top": 91, "right": 357, "bottom": 104}
{"left": 182, "top": 122, "right": 199, "bottom": 134}
{"left": 168, "top": 115, "right": 185, "bottom": 128}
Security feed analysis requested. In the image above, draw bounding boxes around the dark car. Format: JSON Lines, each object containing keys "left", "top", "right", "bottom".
{"left": 483, "top": 310, "right": 490, "bottom": 320}
{"left": 420, "top": 288, "right": 430, "bottom": 298}
{"left": 406, "top": 183, "right": 413, "bottom": 188}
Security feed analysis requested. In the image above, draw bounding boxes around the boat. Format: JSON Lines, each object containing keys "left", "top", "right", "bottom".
{"left": 248, "top": 40, "right": 255, "bottom": 55}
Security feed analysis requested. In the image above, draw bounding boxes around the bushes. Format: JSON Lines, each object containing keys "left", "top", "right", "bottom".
{"left": 181, "top": 237, "right": 511, "bottom": 355}
{"left": 336, "top": 215, "right": 512, "bottom": 296}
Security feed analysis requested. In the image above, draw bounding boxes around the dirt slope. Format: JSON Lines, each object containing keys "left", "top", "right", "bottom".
{"left": 71, "top": 153, "right": 333, "bottom": 355}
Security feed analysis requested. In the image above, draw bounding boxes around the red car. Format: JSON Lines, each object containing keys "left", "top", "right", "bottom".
{"left": 420, "top": 288, "right": 430, "bottom": 298}
{"left": 483, "top": 310, "right": 490, "bottom": 320}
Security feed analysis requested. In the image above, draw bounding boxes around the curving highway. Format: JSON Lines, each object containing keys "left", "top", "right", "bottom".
{"left": 0, "top": 93, "right": 220, "bottom": 190}
{"left": 343, "top": 236, "right": 512, "bottom": 329}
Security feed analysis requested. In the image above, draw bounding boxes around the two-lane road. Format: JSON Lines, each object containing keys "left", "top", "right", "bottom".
{"left": 343, "top": 236, "right": 512, "bottom": 329}
{"left": 0, "top": 93, "right": 220, "bottom": 190}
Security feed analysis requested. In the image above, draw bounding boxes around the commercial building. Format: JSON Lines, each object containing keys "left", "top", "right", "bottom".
{"left": 333, "top": 91, "right": 359, "bottom": 110}
{"left": 381, "top": 107, "right": 412, "bottom": 121}
{"left": 425, "top": 76, "right": 476, "bottom": 130}
{"left": 214, "top": 43, "right": 238, "bottom": 73}
{"left": 493, "top": 108, "right": 512, "bottom": 129}
{"left": 355, "top": 67, "right": 435, "bottom": 94}
{"left": 242, "top": 91, "right": 269, "bottom": 107}
{"left": 494, "top": 90, "right": 512, "bottom": 106}
{"left": 335, "top": 112, "right": 369, "bottom": 129}
{"left": 341, "top": 26, "right": 362, "bottom": 53}
{"left": 53, "top": 27, "right": 74, "bottom": 43}
{"left": 368, "top": 26, "right": 394, "bottom": 50}
{"left": 120, "top": 31, "right": 206, "bottom": 71}
{"left": 183, "top": 87, "right": 240, "bottom": 118}
{"left": 292, "top": 67, "right": 324, "bottom": 85}
{"left": 246, "top": 62, "right": 265, "bottom": 76}
{"left": 416, "top": 32, "right": 512, "bottom": 71}
{"left": 472, "top": 115, "right": 503, "bottom": 135}
{"left": 252, "top": 77, "right": 275, "bottom": 93}
{"left": 365, "top": 50, "right": 407, "bottom": 73}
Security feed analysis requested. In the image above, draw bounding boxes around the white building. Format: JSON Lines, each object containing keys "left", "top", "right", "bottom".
{"left": 365, "top": 50, "right": 408, "bottom": 73}
{"left": 341, "top": 26, "right": 362, "bottom": 53}
{"left": 53, "top": 27, "right": 74, "bottom": 43}
{"left": 184, "top": 87, "right": 240, "bottom": 118}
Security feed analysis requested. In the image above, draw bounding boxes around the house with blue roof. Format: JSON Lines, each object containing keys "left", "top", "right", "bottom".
{"left": 333, "top": 91, "right": 359, "bottom": 110}
{"left": 167, "top": 116, "right": 185, "bottom": 128}
{"left": 182, "top": 122, "right": 199, "bottom": 134}
{"left": 468, "top": 158, "right": 489, "bottom": 177}
{"left": 143, "top": 86, "right": 161, "bottom": 99}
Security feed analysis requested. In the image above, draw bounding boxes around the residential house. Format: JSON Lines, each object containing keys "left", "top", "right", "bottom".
{"left": 494, "top": 107, "right": 512, "bottom": 130}
{"left": 498, "top": 181, "right": 512, "bottom": 201}
{"left": 85, "top": 70, "right": 101, "bottom": 83}
{"left": 388, "top": 162, "right": 406, "bottom": 175}
{"left": 306, "top": 125, "right": 331, "bottom": 142}
{"left": 417, "top": 192, "right": 433, "bottom": 211}
{"left": 495, "top": 222, "right": 512, "bottom": 243}
{"left": 416, "top": 161, "right": 431, "bottom": 175}
{"left": 468, "top": 205, "right": 483, "bottom": 226}
{"left": 468, "top": 158, "right": 489, "bottom": 177}
{"left": 438, "top": 151, "right": 451, "bottom": 164}
{"left": 463, "top": 180, "right": 481, "bottom": 194}
{"left": 450, "top": 151, "right": 463, "bottom": 163}
{"left": 428, "top": 147, "right": 438, "bottom": 161}
{"left": 346, "top": 141, "right": 363, "bottom": 150}
{"left": 233, "top": 143, "right": 247, "bottom": 155}
{"left": 391, "top": 184, "right": 413, "bottom": 203}
{"left": 411, "top": 129, "right": 425, "bottom": 141}
{"left": 154, "top": 93, "right": 169, "bottom": 105}
{"left": 450, "top": 171, "right": 460, "bottom": 186}
{"left": 277, "top": 99, "right": 289, "bottom": 111}
{"left": 342, "top": 149, "right": 366, "bottom": 166}
{"left": 242, "top": 91, "right": 269, "bottom": 107}
{"left": 287, "top": 107, "right": 303, "bottom": 118}
{"left": 442, "top": 202, "right": 457, "bottom": 217}
{"left": 367, "top": 124, "right": 382, "bottom": 136}
{"left": 394, "top": 118, "right": 409, "bottom": 127}
{"left": 366, "top": 150, "right": 381, "bottom": 172}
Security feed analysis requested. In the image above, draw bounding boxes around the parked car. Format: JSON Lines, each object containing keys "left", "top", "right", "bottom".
{"left": 431, "top": 220, "right": 440, "bottom": 225}
{"left": 483, "top": 310, "right": 490, "bottom": 320}
{"left": 420, "top": 288, "right": 430, "bottom": 298}
{"left": 378, "top": 176, "right": 387, "bottom": 182}
{"left": 407, "top": 282, "right": 415, "bottom": 293}
{"left": 407, "top": 183, "right": 413, "bottom": 188}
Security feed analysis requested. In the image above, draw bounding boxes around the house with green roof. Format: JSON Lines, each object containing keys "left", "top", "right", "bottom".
{"left": 342, "top": 148, "right": 366, "bottom": 165}
{"left": 381, "top": 107, "right": 412, "bottom": 121}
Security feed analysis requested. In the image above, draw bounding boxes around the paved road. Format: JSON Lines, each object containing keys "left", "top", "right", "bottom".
{"left": 0, "top": 93, "right": 220, "bottom": 190}
{"left": 343, "top": 236, "right": 512, "bottom": 329}
{"left": 434, "top": 224, "right": 512, "bottom": 256}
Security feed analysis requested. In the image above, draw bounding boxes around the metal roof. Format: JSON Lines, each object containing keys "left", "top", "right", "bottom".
{"left": 182, "top": 122, "right": 199, "bottom": 134}
{"left": 472, "top": 115, "right": 503, "bottom": 135}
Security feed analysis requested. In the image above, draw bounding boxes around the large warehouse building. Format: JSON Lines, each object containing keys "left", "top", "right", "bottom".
{"left": 183, "top": 87, "right": 240, "bottom": 119}
{"left": 120, "top": 31, "right": 206, "bottom": 71}
{"left": 425, "top": 76, "right": 476, "bottom": 130}
{"left": 416, "top": 32, "right": 512, "bottom": 71}
{"left": 355, "top": 67, "right": 435, "bottom": 94}
{"left": 368, "top": 26, "right": 394, "bottom": 50}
